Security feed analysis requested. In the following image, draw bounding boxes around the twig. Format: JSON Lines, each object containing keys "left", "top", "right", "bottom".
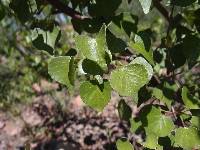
{"left": 114, "top": 55, "right": 133, "bottom": 62}
{"left": 153, "top": 74, "right": 161, "bottom": 84}
{"left": 167, "top": 2, "right": 175, "bottom": 38}
{"left": 166, "top": 1, "right": 175, "bottom": 76}
{"left": 15, "top": 44, "right": 28, "bottom": 56}
{"left": 46, "top": 0, "right": 88, "bottom": 20}
{"left": 171, "top": 106, "right": 177, "bottom": 119}
{"left": 136, "top": 98, "right": 156, "bottom": 116}
{"left": 153, "top": 0, "right": 170, "bottom": 22}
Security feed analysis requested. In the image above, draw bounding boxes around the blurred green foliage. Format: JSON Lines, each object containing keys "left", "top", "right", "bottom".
{"left": 0, "top": 0, "right": 200, "bottom": 149}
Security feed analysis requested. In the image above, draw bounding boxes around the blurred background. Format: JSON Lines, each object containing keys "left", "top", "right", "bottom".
{"left": 0, "top": 0, "right": 200, "bottom": 149}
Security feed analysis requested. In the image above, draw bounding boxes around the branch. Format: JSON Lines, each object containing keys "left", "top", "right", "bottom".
{"left": 153, "top": 0, "right": 170, "bottom": 22}
{"left": 16, "top": 44, "right": 28, "bottom": 56}
{"left": 46, "top": 0, "right": 88, "bottom": 20}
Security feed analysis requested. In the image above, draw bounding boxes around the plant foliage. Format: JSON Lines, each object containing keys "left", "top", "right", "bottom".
{"left": 1, "top": 0, "right": 200, "bottom": 149}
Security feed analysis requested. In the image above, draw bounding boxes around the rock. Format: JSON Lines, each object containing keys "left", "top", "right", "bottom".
{"left": 32, "top": 83, "right": 42, "bottom": 94}
{"left": 3, "top": 119, "right": 24, "bottom": 136}
{"left": 0, "top": 121, "right": 5, "bottom": 129}
{"left": 21, "top": 107, "right": 43, "bottom": 126}
{"left": 40, "top": 79, "right": 59, "bottom": 92}
{"left": 0, "top": 113, "right": 6, "bottom": 129}
{"left": 68, "top": 96, "right": 85, "bottom": 111}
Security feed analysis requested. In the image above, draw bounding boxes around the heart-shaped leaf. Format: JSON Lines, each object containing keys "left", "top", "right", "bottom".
{"left": 174, "top": 127, "right": 200, "bottom": 149}
{"left": 75, "top": 24, "right": 109, "bottom": 71}
{"left": 80, "top": 80, "right": 111, "bottom": 111}
{"left": 144, "top": 106, "right": 174, "bottom": 137}
{"left": 32, "top": 27, "right": 60, "bottom": 55}
{"left": 110, "top": 57, "right": 152, "bottom": 96}
{"left": 129, "top": 34, "right": 154, "bottom": 65}
{"left": 48, "top": 56, "right": 75, "bottom": 87}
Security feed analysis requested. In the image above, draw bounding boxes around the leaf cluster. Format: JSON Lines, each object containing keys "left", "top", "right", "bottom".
{"left": 1, "top": 0, "right": 200, "bottom": 149}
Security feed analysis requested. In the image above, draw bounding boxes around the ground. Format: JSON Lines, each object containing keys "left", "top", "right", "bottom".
{"left": 0, "top": 80, "right": 136, "bottom": 150}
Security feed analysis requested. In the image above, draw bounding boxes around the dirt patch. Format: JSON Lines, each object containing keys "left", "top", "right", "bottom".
{"left": 0, "top": 92, "right": 135, "bottom": 150}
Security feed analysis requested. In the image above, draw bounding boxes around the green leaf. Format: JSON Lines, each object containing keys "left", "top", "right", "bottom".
{"left": 152, "top": 88, "right": 172, "bottom": 108}
{"left": 174, "top": 127, "right": 200, "bottom": 149}
{"left": 115, "top": 0, "right": 131, "bottom": 14}
{"left": 144, "top": 107, "right": 174, "bottom": 137}
{"left": 182, "top": 35, "right": 200, "bottom": 68}
{"left": 129, "top": 34, "right": 154, "bottom": 65}
{"left": 118, "top": 99, "right": 132, "bottom": 121}
{"left": 180, "top": 113, "right": 191, "bottom": 121}
{"left": 116, "top": 139, "right": 134, "bottom": 150}
{"left": 138, "top": 86, "right": 152, "bottom": 104}
{"left": 163, "top": 82, "right": 178, "bottom": 99}
{"left": 110, "top": 57, "right": 152, "bottom": 96}
{"left": 28, "top": 0, "right": 38, "bottom": 13}
{"left": 68, "top": 57, "right": 76, "bottom": 86}
{"left": 106, "top": 31, "right": 127, "bottom": 53}
{"left": 191, "top": 116, "right": 200, "bottom": 129}
{"left": 65, "top": 48, "right": 77, "bottom": 56}
{"left": 31, "top": 19, "right": 55, "bottom": 31}
{"left": 32, "top": 27, "right": 60, "bottom": 54}
{"left": 108, "top": 20, "right": 129, "bottom": 41}
{"left": 9, "top": 0, "right": 32, "bottom": 23}
{"left": 182, "top": 86, "right": 200, "bottom": 109}
{"left": 169, "top": 44, "right": 186, "bottom": 68}
{"left": 132, "top": 92, "right": 139, "bottom": 103}
{"left": 108, "top": 13, "right": 138, "bottom": 41}
{"left": 141, "top": 107, "right": 174, "bottom": 149}
{"left": 80, "top": 80, "right": 111, "bottom": 112}
{"left": 82, "top": 59, "right": 103, "bottom": 75}
{"left": 122, "top": 21, "right": 137, "bottom": 37}
{"left": 130, "top": 118, "right": 142, "bottom": 133}
{"left": 75, "top": 24, "right": 109, "bottom": 71}
{"left": 94, "top": 75, "right": 103, "bottom": 84}
{"left": 77, "top": 59, "right": 87, "bottom": 75}
{"left": 34, "top": 0, "right": 44, "bottom": 10}
{"left": 48, "top": 56, "right": 73, "bottom": 87}
{"left": 191, "top": 109, "right": 200, "bottom": 117}
{"left": 169, "top": 134, "right": 175, "bottom": 147}
{"left": 139, "top": 0, "right": 152, "bottom": 14}
{"left": 88, "top": 0, "right": 121, "bottom": 17}
{"left": 143, "top": 131, "right": 161, "bottom": 149}
{"left": 194, "top": 8, "right": 200, "bottom": 33}
{"left": 0, "top": 5, "right": 5, "bottom": 21}
{"left": 172, "top": 0, "right": 197, "bottom": 7}
{"left": 71, "top": 18, "right": 102, "bottom": 34}
{"left": 32, "top": 34, "right": 54, "bottom": 55}
{"left": 158, "top": 136, "right": 172, "bottom": 149}
{"left": 130, "top": 57, "right": 153, "bottom": 80}
{"left": 40, "top": 27, "right": 60, "bottom": 49}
